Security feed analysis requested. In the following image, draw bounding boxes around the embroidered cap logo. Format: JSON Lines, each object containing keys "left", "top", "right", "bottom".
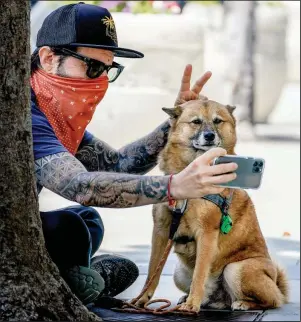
{"left": 102, "top": 16, "right": 118, "bottom": 44}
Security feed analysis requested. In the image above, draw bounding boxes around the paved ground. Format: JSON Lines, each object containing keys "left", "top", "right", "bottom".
{"left": 39, "top": 81, "right": 300, "bottom": 320}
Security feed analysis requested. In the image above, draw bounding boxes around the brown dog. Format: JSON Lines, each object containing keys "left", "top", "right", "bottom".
{"left": 134, "top": 99, "right": 288, "bottom": 312}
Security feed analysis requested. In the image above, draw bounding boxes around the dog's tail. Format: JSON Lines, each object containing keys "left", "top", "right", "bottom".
{"left": 276, "top": 265, "right": 289, "bottom": 304}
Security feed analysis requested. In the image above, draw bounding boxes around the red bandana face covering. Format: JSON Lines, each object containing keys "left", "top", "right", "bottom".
{"left": 30, "top": 68, "right": 109, "bottom": 154}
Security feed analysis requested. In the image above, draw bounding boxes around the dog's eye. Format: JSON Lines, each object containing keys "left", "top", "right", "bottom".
{"left": 191, "top": 119, "right": 202, "bottom": 125}
{"left": 213, "top": 118, "right": 223, "bottom": 124}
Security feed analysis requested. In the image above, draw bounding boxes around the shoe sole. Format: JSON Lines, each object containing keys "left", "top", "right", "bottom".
{"left": 64, "top": 265, "right": 105, "bottom": 305}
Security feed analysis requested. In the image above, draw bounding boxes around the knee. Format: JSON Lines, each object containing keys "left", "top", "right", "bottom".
{"left": 63, "top": 205, "right": 104, "bottom": 236}
{"left": 73, "top": 206, "right": 105, "bottom": 255}
{"left": 79, "top": 207, "right": 104, "bottom": 238}
{"left": 86, "top": 207, "right": 104, "bottom": 235}
{"left": 41, "top": 208, "right": 92, "bottom": 268}
{"left": 59, "top": 210, "right": 91, "bottom": 243}
{"left": 41, "top": 208, "right": 88, "bottom": 237}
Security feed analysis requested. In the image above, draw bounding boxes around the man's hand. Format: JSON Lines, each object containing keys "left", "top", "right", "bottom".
{"left": 170, "top": 147, "right": 238, "bottom": 199}
{"left": 175, "top": 64, "right": 212, "bottom": 106}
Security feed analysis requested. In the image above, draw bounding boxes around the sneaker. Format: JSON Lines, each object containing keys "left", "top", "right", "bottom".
{"left": 62, "top": 265, "right": 105, "bottom": 305}
{"left": 90, "top": 254, "right": 139, "bottom": 297}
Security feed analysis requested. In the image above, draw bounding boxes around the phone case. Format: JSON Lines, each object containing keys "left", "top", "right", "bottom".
{"left": 213, "top": 155, "right": 265, "bottom": 190}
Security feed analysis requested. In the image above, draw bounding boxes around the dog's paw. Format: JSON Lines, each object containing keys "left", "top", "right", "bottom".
{"left": 177, "top": 294, "right": 188, "bottom": 305}
{"left": 131, "top": 293, "right": 152, "bottom": 308}
{"left": 178, "top": 300, "right": 200, "bottom": 313}
{"left": 231, "top": 301, "right": 250, "bottom": 311}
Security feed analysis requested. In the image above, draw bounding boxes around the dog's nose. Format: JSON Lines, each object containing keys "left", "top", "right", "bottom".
{"left": 204, "top": 131, "right": 216, "bottom": 142}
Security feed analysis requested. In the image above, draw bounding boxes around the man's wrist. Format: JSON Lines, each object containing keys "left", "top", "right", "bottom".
{"left": 169, "top": 173, "right": 180, "bottom": 200}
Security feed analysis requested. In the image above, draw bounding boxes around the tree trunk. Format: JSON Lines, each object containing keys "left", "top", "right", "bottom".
{"left": 222, "top": 1, "right": 256, "bottom": 124}
{"left": 0, "top": 1, "right": 101, "bottom": 320}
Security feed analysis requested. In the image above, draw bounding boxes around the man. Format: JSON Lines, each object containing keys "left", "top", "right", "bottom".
{"left": 31, "top": 2, "right": 237, "bottom": 305}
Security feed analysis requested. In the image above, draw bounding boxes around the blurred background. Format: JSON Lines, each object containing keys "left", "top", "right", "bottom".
{"left": 32, "top": 0, "right": 300, "bottom": 308}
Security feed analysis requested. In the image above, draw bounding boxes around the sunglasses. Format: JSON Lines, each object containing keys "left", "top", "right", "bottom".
{"left": 54, "top": 47, "right": 125, "bottom": 83}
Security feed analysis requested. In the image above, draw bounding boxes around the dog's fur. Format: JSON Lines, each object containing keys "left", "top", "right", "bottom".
{"left": 135, "top": 99, "right": 288, "bottom": 312}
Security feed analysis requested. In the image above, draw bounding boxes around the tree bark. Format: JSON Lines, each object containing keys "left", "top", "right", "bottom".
{"left": 0, "top": 1, "right": 101, "bottom": 320}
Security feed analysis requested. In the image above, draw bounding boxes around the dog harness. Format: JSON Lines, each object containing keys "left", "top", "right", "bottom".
{"left": 202, "top": 191, "right": 234, "bottom": 234}
{"left": 169, "top": 190, "right": 234, "bottom": 239}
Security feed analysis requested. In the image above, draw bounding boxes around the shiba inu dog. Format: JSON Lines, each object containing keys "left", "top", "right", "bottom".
{"left": 134, "top": 99, "right": 288, "bottom": 312}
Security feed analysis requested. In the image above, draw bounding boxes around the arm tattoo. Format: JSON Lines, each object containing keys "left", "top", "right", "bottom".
{"left": 76, "top": 121, "right": 170, "bottom": 174}
{"left": 35, "top": 152, "right": 169, "bottom": 208}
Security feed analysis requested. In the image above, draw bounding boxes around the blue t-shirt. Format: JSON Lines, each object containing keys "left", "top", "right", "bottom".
{"left": 31, "top": 89, "right": 93, "bottom": 161}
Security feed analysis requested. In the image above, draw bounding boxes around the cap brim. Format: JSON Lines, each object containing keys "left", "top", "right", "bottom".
{"left": 69, "top": 43, "right": 144, "bottom": 58}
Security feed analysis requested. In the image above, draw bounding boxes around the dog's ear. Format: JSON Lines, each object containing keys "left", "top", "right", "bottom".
{"left": 226, "top": 105, "right": 236, "bottom": 114}
{"left": 162, "top": 106, "right": 182, "bottom": 119}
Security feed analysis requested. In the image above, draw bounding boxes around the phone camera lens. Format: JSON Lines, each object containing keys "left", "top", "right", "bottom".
{"left": 254, "top": 167, "right": 260, "bottom": 173}
{"left": 253, "top": 161, "right": 258, "bottom": 167}
{"left": 258, "top": 161, "right": 263, "bottom": 167}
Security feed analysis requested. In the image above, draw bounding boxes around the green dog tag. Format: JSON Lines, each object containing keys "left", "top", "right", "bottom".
{"left": 220, "top": 213, "right": 233, "bottom": 234}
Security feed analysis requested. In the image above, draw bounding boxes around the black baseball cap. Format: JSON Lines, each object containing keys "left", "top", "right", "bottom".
{"left": 36, "top": 2, "right": 144, "bottom": 59}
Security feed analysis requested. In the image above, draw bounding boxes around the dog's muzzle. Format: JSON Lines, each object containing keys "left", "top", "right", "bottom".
{"left": 192, "top": 131, "right": 220, "bottom": 151}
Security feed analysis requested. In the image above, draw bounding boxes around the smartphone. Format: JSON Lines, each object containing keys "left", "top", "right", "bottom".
{"left": 213, "top": 155, "right": 265, "bottom": 190}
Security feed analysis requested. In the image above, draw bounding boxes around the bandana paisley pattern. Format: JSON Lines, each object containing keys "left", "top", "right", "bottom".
{"left": 31, "top": 69, "right": 108, "bottom": 154}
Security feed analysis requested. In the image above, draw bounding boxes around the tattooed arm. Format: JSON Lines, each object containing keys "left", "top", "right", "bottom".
{"left": 75, "top": 121, "right": 170, "bottom": 174}
{"left": 35, "top": 152, "right": 169, "bottom": 208}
